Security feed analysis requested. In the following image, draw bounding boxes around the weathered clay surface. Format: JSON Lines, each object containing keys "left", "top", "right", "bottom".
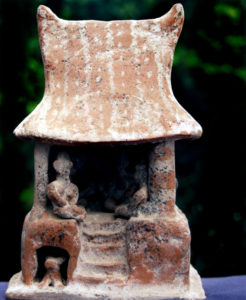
{"left": 19, "top": 144, "right": 81, "bottom": 286}
{"left": 7, "top": 141, "right": 206, "bottom": 299}
{"left": 21, "top": 211, "right": 81, "bottom": 285}
{"left": 7, "top": 3, "right": 205, "bottom": 300}
{"left": 39, "top": 257, "right": 65, "bottom": 288}
{"left": 114, "top": 161, "right": 148, "bottom": 218}
{"left": 127, "top": 207, "right": 190, "bottom": 285}
{"left": 6, "top": 265, "right": 205, "bottom": 299}
{"left": 14, "top": 4, "right": 202, "bottom": 144}
{"left": 73, "top": 212, "right": 129, "bottom": 285}
{"left": 46, "top": 152, "right": 86, "bottom": 221}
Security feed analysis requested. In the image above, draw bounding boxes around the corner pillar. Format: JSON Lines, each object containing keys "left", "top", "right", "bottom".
{"left": 33, "top": 143, "right": 50, "bottom": 210}
{"left": 127, "top": 140, "right": 190, "bottom": 286}
{"left": 148, "top": 140, "right": 176, "bottom": 216}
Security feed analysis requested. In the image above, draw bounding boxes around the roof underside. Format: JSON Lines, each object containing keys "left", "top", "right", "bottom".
{"left": 14, "top": 4, "right": 202, "bottom": 145}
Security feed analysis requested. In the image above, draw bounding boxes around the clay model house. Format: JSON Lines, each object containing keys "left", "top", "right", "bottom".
{"left": 6, "top": 3, "right": 205, "bottom": 299}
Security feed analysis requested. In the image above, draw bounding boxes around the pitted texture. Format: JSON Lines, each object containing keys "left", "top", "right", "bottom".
{"left": 46, "top": 151, "right": 86, "bottom": 221}
{"left": 7, "top": 4, "right": 206, "bottom": 300}
{"left": 14, "top": 4, "right": 202, "bottom": 144}
{"left": 126, "top": 208, "right": 191, "bottom": 285}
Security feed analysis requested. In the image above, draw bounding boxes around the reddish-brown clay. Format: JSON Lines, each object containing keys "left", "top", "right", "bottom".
{"left": 14, "top": 4, "right": 202, "bottom": 145}
{"left": 39, "top": 257, "right": 65, "bottom": 288}
{"left": 46, "top": 152, "right": 87, "bottom": 221}
{"left": 6, "top": 3, "right": 205, "bottom": 300}
{"left": 126, "top": 209, "right": 190, "bottom": 285}
{"left": 21, "top": 210, "right": 80, "bottom": 285}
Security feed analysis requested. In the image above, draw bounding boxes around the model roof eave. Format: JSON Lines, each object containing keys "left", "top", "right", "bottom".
{"left": 14, "top": 3, "right": 203, "bottom": 145}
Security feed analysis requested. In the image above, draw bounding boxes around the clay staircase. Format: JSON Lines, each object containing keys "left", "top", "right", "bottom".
{"left": 77, "top": 212, "right": 129, "bottom": 284}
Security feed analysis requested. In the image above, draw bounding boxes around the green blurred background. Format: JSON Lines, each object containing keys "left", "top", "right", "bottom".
{"left": 0, "top": 0, "right": 246, "bottom": 281}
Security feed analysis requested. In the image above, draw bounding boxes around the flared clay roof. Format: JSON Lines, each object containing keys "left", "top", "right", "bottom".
{"left": 14, "top": 4, "right": 202, "bottom": 145}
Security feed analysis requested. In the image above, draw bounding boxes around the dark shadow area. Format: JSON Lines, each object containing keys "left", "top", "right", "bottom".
{"left": 48, "top": 144, "right": 153, "bottom": 213}
{"left": 35, "top": 246, "right": 69, "bottom": 285}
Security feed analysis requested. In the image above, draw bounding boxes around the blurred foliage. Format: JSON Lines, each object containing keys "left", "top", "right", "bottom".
{"left": 0, "top": 0, "right": 246, "bottom": 280}
{"left": 20, "top": 185, "right": 34, "bottom": 211}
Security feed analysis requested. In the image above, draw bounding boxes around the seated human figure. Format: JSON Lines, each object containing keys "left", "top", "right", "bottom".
{"left": 46, "top": 152, "right": 86, "bottom": 222}
{"left": 39, "top": 257, "right": 65, "bottom": 288}
{"left": 114, "top": 162, "right": 148, "bottom": 218}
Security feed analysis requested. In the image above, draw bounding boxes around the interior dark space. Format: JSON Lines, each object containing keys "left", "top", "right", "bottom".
{"left": 35, "top": 246, "right": 69, "bottom": 285}
{"left": 48, "top": 143, "right": 154, "bottom": 216}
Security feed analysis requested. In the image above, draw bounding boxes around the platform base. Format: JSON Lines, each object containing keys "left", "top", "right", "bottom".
{"left": 6, "top": 265, "right": 205, "bottom": 300}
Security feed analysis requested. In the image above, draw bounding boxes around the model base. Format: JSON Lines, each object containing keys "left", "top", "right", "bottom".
{"left": 6, "top": 265, "right": 205, "bottom": 300}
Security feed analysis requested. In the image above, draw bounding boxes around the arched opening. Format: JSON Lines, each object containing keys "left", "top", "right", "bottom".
{"left": 35, "top": 246, "right": 69, "bottom": 286}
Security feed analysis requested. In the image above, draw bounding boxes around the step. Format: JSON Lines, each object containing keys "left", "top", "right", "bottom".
{"left": 88, "top": 241, "right": 125, "bottom": 249}
{"left": 75, "top": 272, "right": 128, "bottom": 285}
{"left": 84, "top": 212, "right": 124, "bottom": 223}
{"left": 88, "top": 242, "right": 126, "bottom": 252}
{"left": 82, "top": 232, "right": 125, "bottom": 244}
{"left": 83, "top": 222, "right": 126, "bottom": 233}
{"left": 82, "top": 256, "right": 126, "bottom": 266}
{"left": 81, "top": 261, "right": 128, "bottom": 276}
{"left": 83, "top": 212, "right": 127, "bottom": 232}
{"left": 83, "top": 243, "right": 127, "bottom": 260}
{"left": 82, "top": 228, "right": 125, "bottom": 237}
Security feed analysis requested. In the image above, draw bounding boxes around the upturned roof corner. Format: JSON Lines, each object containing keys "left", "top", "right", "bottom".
{"left": 14, "top": 3, "right": 202, "bottom": 145}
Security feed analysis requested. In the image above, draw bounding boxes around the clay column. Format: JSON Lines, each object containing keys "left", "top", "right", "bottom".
{"left": 148, "top": 140, "right": 176, "bottom": 216}
{"left": 21, "top": 143, "right": 50, "bottom": 284}
{"left": 33, "top": 143, "right": 50, "bottom": 211}
{"left": 127, "top": 140, "right": 190, "bottom": 285}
